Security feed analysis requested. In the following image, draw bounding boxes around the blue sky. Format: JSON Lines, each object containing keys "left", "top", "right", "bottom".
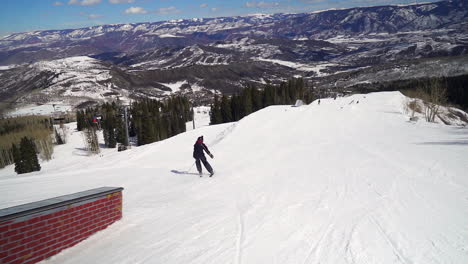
{"left": 0, "top": 0, "right": 437, "bottom": 37}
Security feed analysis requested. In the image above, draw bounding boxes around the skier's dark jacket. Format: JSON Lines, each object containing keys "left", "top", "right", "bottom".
{"left": 193, "top": 136, "right": 211, "bottom": 159}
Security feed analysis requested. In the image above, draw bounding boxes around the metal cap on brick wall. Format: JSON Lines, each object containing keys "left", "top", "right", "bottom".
{"left": 0, "top": 187, "right": 124, "bottom": 222}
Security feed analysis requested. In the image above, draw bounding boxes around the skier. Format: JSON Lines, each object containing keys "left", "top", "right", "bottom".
{"left": 193, "top": 136, "right": 214, "bottom": 177}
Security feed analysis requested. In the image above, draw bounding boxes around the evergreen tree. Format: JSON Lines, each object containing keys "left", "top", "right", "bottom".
{"left": 221, "top": 95, "right": 233, "bottom": 123}
{"left": 76, "top": 110, "right": 84, "bottom": 131}
{"left": 116, "top": 115, "right": 128, "bottom": 146}
{"left": 12, "top": 143, "right": 23, "bottom": 174}
{"left": 130, "top": 96, "right": 188, "bottom": 146}
{"left": 241, "top": 88, "right": 253, "bottom": 117}
{"left": 250, "top": 85, "right": 262, "bottom": 112}
{"left": 231, "top": 95, "right": 242, "bottom": 121}
{"left": 263, "top": 83, "right": 275, "bottom": 107}
{"left": 14, "top": 137, "right": 41, "bottom": 174}
{"left": 209, "top": 95, "right": 222, "bottom": 125}
{"left": 26, "top": 138, "right": 41, "bottom": 172}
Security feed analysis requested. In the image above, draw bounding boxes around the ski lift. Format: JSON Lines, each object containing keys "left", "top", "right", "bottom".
{"left": 92, "top": 116, "right": 102, "bottom": 123}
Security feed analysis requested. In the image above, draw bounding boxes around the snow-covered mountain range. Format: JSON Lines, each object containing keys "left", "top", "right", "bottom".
{"left": 0, "top": 0, "right": 467, "bottom": 112}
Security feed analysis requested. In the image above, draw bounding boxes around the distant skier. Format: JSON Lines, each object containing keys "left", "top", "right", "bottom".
{"left": 193, "top": 136, "right": 214, "bottom": 177}
{"left": 318, "top": 99, "right": 321, "bottom": 105}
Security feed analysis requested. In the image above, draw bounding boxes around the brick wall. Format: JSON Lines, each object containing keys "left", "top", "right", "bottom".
{"left": 0, "top": 187, "right": 123, "bottom": 264}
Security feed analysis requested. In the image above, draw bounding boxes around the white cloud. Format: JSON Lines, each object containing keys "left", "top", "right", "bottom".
{"left": 68, "top": 0, "right": 102, "bottom": 6}
{"left": 156, "top": 6, "right": 181, "bottom": 15}
{"left": 200, "top": 3, "right": 208, "bottom": 8}
{"left": 53, "top": 1, "right": 64, "bottom": 5}
{"left": 298, "top": 0, "right": 326, "bottom": 3}
{"left": 211, "top": 8, "right": 219, "bottom": 12}
{"left": 109, "top": 0, "right": 135, "bottom": 3}
{"left": 82, "top": 0, "right": 101, "bottom": 5}
{"left": 88, "top": 14, "right": 103, "bottom": 19}
{"left": 244, "top": 1, "right": 280, "bottom": 9}
{"left": 124, "top": 6, "right": 148, "bottom": 14}
{"left": 79, "top": 11, "right": 104, "bottom": 19}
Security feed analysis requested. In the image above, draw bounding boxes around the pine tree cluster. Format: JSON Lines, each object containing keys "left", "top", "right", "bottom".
{"left": 76, "top": 96, "right": 191, "bottom": 148}
{"left": 76, "top": 107, "right": 99, "bottom": 132}
{"left": 210, "top": 78, "right": 315, "bottom": 124}
{"left": 12, "top": 137, "right": 41, "bottom": 174}
{"left": 76, "top": 103, "right": 128, "bottom": 149}
{"left": 131, "top": 96, "right": 191, "bottom": 146}
{"left": 101, "top": 102, "right": 128, "bottom": 148}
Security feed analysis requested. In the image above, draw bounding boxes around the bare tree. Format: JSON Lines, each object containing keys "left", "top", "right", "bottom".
{"left": 423, "top": 79, "right": 447, "bottom": 123}
{"left": 83, "top": 127, "right": 100, "bottom": 155}
{"left": 37, "top": 138, "right": 54, "bottom": 161}
{"left": 54, "top": 124, "right": 68, "bottom": 145}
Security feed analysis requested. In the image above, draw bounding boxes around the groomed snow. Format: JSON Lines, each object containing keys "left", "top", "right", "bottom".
{"left": 0, "top": 92, "right": 467, "bottom": 263}
{"left": 0, "top": 65, "right": 18, "bottom": 70}
{"left": 160, "top": 80, "right": 188, "bottom": 94}
{"left": 4, "top": 103, "right": 73, "bottom": 117}
{"left": 257, "top": 58, "right": 335, "bottom": 76}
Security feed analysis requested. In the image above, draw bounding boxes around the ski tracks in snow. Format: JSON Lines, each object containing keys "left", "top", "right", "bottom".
{"left": 369, "top": 216, "right": 411, "bottom": 264}
{"left": 235, "top": 207, "right": 245, "bottom": 264}
{"left": 209, "top": 123, "right": 237, "bottom": 147}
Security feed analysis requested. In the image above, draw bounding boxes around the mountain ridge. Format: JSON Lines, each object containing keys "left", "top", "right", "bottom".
{"left": 0, "top": 0, "right": 467, "bottom": 113}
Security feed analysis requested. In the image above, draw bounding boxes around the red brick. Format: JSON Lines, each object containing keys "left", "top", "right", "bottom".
{"left": 64, "top": 237, "right": 75, "bottom": 244}
{"left": 9, "top": 259, "right": 26, "bottom": 264}
{"left": 26, "top": 239, "right": 41, "bottom": 249}
{"left": 5, "top": 229, "right": 19, "bottom": 237}
{"left": 57, "top": 210, "right": 66, "bottom": 216}
{"left": 20, "top": 236, "right": 35, "bottom": 246}
{"left": 81, "top": 218, "right": 92, "bottom": 225}
{"left": 42, "top": 250, "right": 57, "bottom": 260}
{"left": 46, "top": 239, "right": 59, "bottom": 248}
{"left": 55, "top": 231, "right": 66, "bottom": 239}
{"left": 32, "top": 241, "right": 47, "bottom": 251}
{"left": 31, "top": 233, "right": 46, "bottom": 241}
{"left": 0, "top": 224, "right": 11, "bottom": 233}
{"left": 0, "top": 219, "right": 12, "bottom": 224}
{"left": 26, "top": 217, "right": 39, "bottom": 225}
{"left": 9, "top": 244, "right": 27, "bottom": 255}
{"left": 19, "top": 225, "right": 34, "bottom": 234}
{"left": 83, "top": 231, "right": 93, "bottom": 237}
{"left": 35, "top": 248, "right": 51, "bottom": 258}
{"left": 23, "top": 257, "right": 41, "bottom": 264}
{"left": 47, "top": 218, "right": 60, "bottom": 225}
{"left": 10, "top": 221, "right": 26, "bottom": 230}
{"left": 31, "top": 221, "right": 46, "bottom": 230}
{"left": 36, "top": 215, "right": 47, "bottom": 222}
{"left": 4, "top": 239, "right": 21, "bottom": 250}
{"left": 3, "top": 253, "right": 19, "bottom": 263}
{"left": 10, "top": 233, "right": 25, "bottom": 242}
{"left": 25, "top": 256, "right": 45, "bottom": 264}
{"left": 25, "top": 230, "right": 37, "bottom": 238}
{"left": 49, "top": 224, "right": 62, "bottom": 232}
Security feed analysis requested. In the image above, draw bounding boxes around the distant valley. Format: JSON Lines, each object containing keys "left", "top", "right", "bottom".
{"left": 0, "top": 0, "right": 467, "bottom": 113}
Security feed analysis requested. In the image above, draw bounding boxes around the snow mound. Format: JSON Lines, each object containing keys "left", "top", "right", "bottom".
{"left": 0, "top": 92, "right": 467, "bottom": 264}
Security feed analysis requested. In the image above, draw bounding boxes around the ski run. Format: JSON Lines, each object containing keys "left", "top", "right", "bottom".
{"left": 0, "top": 92, "right": 467, "bottom": 264}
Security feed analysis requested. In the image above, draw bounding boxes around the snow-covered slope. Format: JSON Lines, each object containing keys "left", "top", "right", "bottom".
{"left": 33, "top": 56, "right": 117, "bottom": 99}
{"left": 0, "top": 92, "right": 467, "bottom": 263}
